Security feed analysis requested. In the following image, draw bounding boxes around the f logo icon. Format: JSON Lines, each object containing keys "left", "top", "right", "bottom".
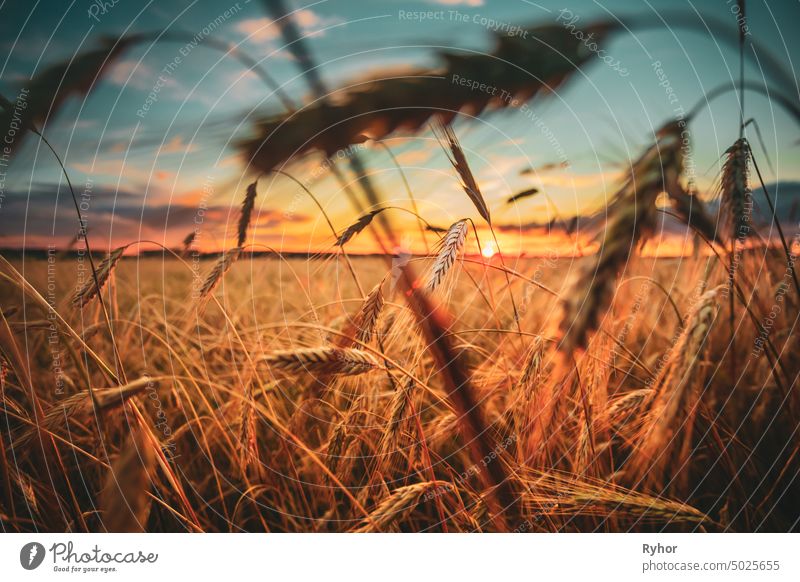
{"left": 20, "top": 542, "right": 46, "bottom": 570}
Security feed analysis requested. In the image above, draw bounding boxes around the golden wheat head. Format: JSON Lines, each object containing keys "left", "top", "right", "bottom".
{"left": 72, "top": 246, "right": 125, "bottom": 308}
{"left": 263, "top": 347, "right": 381, "bottom": 376}
{"left": 427, "top": 219, "right": 468, "bottom": 291}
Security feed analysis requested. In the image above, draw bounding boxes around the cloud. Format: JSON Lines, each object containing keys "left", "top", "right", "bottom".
{"left": 157, "top": 136, "right": 198, "bottom": 156}
{"left": 531, "top": 170, "right": 623, "bottom": 189}
{"left": 71, "top": 160, "right": 174, "bottom": 184}
{"left": 236, "top": 17, "right": 281, "bottom": 43}
{"left": 235, "top": 10, "right": 342, "bottom": 44}
{"left": 0, "top": 183, "right": 311, "bottom": 248}
{"left": 107, "top": 60, "right": 157, "bottom": 90}
{"left": 392, "top": 147, "right": 435, "bottom": 166}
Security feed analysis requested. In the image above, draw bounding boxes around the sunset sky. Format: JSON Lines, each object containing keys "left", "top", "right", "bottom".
{"left": 1, "top": 0, "right": 799, "bottom": 256}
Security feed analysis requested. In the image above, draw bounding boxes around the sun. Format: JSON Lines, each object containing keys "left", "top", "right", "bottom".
{"left": 481, "top": 242, "right": 496, "bottom": 259}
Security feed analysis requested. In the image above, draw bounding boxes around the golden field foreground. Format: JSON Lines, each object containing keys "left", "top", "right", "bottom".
{"left": 1, "top": 249, "right": 798, "bottom": 532}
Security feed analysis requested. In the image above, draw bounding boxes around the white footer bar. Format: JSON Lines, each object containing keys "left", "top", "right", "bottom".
{"left": 1, "top": 533, "right": 796, "bottom": 581}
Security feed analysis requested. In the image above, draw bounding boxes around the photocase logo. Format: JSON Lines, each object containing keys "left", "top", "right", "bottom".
{"left": 20, "top": 542, "right": 46, "bottom": 570}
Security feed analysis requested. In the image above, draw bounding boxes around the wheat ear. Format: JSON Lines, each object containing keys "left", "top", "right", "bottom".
{"left": 197, "top": 247, "right": 242, "bottom": 302}
{"left": 630, "top": 287, "right": 721, "bottom": 483}
{"left": 353, "top": 481, "right": 448, "bottom": 532}
{"left": 433, "top": 120, "right": 491, "bottom": 224}
{"left": 236, "top": 180, "right": 259, "bottom": 248}
{"left": 335, "top": 209, "right": 385, "bottom": 246}
{"left": 427, "top": 219, "right": 468, "bottom": 291}
{"left": 718, "top": 138, "right": 752, "bottom": 244}
{"left": 15, "top": 377, "right": 154, "bottom": 448}
{"left": 262, "top": 347, "right": 380, "bottom": 375}
{"left": 237, "top": 381, "right": 258, "bottom": 468}
{"left": 351, "top": 279, "right": 386, "bottom": 345}
{"left": 72, "top": 246, "right": 125, "bottom": 308}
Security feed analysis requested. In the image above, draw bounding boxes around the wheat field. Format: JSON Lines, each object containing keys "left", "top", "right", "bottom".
{"left": 1, "top": 1, "right": 799, "bottom": 535}
{"left": 1, "top": 241, "right": 798, "bottom": 532}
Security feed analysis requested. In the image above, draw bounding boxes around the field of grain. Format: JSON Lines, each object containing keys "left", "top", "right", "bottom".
{"left": 1, "top": 0, "right": 799, "bottom": 535}
{"left": 1, "top": 244, "right": 798, "bottom": 532}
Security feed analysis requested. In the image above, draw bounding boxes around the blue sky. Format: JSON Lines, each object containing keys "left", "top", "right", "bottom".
{"left": 1, "top": 0, "right": 798, "bottom": 254}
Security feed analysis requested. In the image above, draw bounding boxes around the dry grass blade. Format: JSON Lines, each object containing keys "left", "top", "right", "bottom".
{"left": 427, "top": 219, "right": 468, "bottom": 291}
{"left": 71, "top": 246, "right": 125, "bottom": 308}
{"left": 236, "top": 180, "right": 259, "bottom": 248}
{"left": 263, "top": 347, "right": 381, "bottom": 376}
{"left": 99, "top": 424, "right": 155, "bottom": 532}
{"left": 433, "top": 120, "right": 491, "bottom": 224}
{"left": 197, "top": 247, "right": 242, "bottom": 302}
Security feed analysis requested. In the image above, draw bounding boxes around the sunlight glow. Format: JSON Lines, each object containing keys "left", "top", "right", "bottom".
{"left": 481, "top": 241, "right": 496, "bottom": 259}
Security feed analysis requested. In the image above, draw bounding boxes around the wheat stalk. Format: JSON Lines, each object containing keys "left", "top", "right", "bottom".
{"left": 630, "top": 287, "right": 721, "bottom": 484}
{"left": 666, "top": 186, "right": 724, "bottom": 245}
{"left": 72, "top": 246, "right": 125, "bottom": 308}
{"left": 520, "top": 467, "right": 712, "bottom": 525}
{"left": 239, "top": 22, "right": 617, "bottom": 174}
{"left": 99, "top": 423, "right": 155, "bottom": 532}
{"left": 262, "top": 347, "right": 381, "bottom": 376}
{"left": 15, "top": 377, "right": 154, "bottom": 449}
{"left": 520, "top": 336, "right": 546, "bottom": 388}
{"left": 560, "top": 121, "right": 684, "bottom": 352}
{"left": 426, "top": 219, "right": 468, "bottom": 291}
{"left": 1, "top": 36, "right": 143, "bottom": 153}
{"left": 568, "top": 492, "right": 710, "bottom": 525}
{"left": 327, "top": 394, "right": 368, "bottom": 477}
